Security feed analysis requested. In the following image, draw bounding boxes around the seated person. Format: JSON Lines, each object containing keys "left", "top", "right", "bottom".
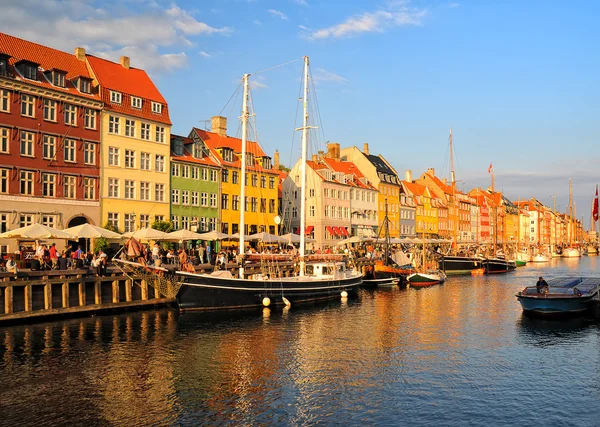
{"left": 6, "top": 255, "right": 18, "bottom": 274}
{"left": 536, "top": 276, "right": 549, "bottom": 293}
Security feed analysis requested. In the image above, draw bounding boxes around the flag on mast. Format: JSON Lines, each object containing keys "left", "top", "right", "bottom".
{"left": 488, "top": 163, "right": 493, "bottom": 174}
{"left": 593, "top": 185, "right": 598, "bottom": 222}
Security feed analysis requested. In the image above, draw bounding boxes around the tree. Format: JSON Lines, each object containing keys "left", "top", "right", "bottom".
{"left": 103, "top": 221, "right": 118, "bottom": 233}
{"left": 151, "top": 220, "right": 173, "bottom": 232}
{"left": 94, "top": 237, "right": 110, "bottom": 253}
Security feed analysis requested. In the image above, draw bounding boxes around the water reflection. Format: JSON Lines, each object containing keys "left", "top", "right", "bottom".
{"left": 1, "top": 258, "right": 600, "bottom": 426}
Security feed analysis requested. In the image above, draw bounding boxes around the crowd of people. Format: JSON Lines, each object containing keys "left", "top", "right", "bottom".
{"left": 0, "top": 243, "right": 109, "bottom": 276}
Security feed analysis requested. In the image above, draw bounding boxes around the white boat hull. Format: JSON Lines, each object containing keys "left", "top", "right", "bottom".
{"left": 531, "top": 254, "right": 550, "bottom": 263}
{"left": 562, "top": 248, "right": 581, "bottom": 258}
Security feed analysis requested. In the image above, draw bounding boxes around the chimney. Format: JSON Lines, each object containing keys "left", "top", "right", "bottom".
{"left": 312, "top": 154, "right": 318, "bottom": 162}
{"left": 274, "top": 150, "right": 280, "bottom": 170}
{"left": 405, "top": 170, "right": 412, "bottom": 182}
{"left": 120, "top": 56, "right": 130, "bottom": 69}
{"left": 427, "top": 168, "right": 435, "bottom": 176}
{"left": 326, "top": 142, "right": 340, "bottom": 161}
{"left": 74, "top": 47, "right": 86, "bottom": 61}
{"left": 363, "top": 142, "right": 369, "bottom": 155}
{"left": 211, "top": 116, "right": 227, "bottom": 137}
{"left": 318, "top": 150, "right": 324, "bottom": 161}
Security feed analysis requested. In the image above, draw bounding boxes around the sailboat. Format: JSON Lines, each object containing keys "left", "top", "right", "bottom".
{"left": 562, "top": 179, "right": 581, "bottom": 258}
{"left": 117, "top": 57, "right": 362, "bottom": 310}
{"left": 531, "top": 202, "right": 550, "bottom": 262}
{"left": 437, "top": 129, "right": 486, "bottom": 275}
{"left": 407, "top": 229, "right": 446, "bottom": 287}
{"left": 483, "top": 164, "right": 516, "bottom": 274}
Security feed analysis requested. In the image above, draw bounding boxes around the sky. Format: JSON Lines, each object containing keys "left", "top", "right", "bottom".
{"left": 2, "top": 0, "right": 599, "bottom": 227}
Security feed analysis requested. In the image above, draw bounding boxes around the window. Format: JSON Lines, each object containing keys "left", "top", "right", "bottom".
{"left": 232, "top": 195, "right": 239, "bottom": 211}
{"left": 124, "top": 180, "right": 135, "bottom": 199}
{"left": 131, "top": 96, "right": 142, "bottom": 109}
{"left": 171, "top": 215, "right": 179, "bottom": 230}
{"left": 171, "top": 163, "right": 180, "bottom": 177}
{"left": 154, "top": 215, "right": 164, "bottom": 223}
{"left": 232, "top": 171, "right": 239, "bottom": 184}
{"left": 309, "top": 205, "right": 315, "bottom": 217}
{"left": 79, "top": 79, "right": 91, "bottom": 94}
{"left": 155, "top": 184, "right": 164, "bottom": 202}
{"left": 182, "top": 190, "right": 189, "bottom": 205}
{"left": 84, "top": 142, "right": 96, "bottom": 165}
{"left": 20, "top": 170, "right": 34, "bottom": 195}
{"left": 20, "top": 214, "right": 34, "bottom": 227}
{"left": 64, "top": 175, "right": 76, "bottom": 198}
{"left": 110, "top": 91, "right": 122, "bottom": 104}
{"left": 108, "top": 212, "right": 119, "bottom": 231}
{"left": 20, "top": 131, "right": 34, "bottom": 157}
{"left": 140, "top": 181, "right": 150, "bottom": 200}
{"left": 84, "top": 177, "right": 95, "bottom": 200}
{"left": 192, "top": 191, "right": 199, "bottom": 206}
{"left": 141, "top": 123, "right": 150, "bottom": 140}
{"left": 0, "top": 127, "right": 9, "bottom": 153}
{"left": 139, "top": 214, "right": 150, "bottom": 229}
{"left": 172, "top": 189, "right": 180, "bottom": 204}
{"left": 0, "top": 89, "right": 9, "bottom": 113}
{"left": 252, "top": 174, "right": 258, "bottom": 187}
{"left": 201, "top": 192, "right": 208, "bottom": 207}
{"left": 44, "top": 99, "right": 56, "bottom": 121}
{"left": 124, "top": 214, "right": 135, "bottom": 233}
{"left": 140, "top": 152, "right": 151, "bottom": 170}
{"left": 210, "top": 194, "right": 217, "bottom": 208}
{"left": 64, "top": 139, "right": 76, "bottom": 162}
{"left": 250, "top": 197, "right": 257, "bottom": 212}
{"left": 201, "top": 168, "right": 208, "bottom": 181}
{"left": 269, "top": 199, "right": 275, "bottom": 214}
{"left": 108, "top": 178, "right": 119, "bottom": 198}
{"left": 151, "top": 102, "right": 162, "bottom": 114}
{"left": 125, "top": 150, "right": 135, "bottom": 168}
{"left": 0, "top": 57, "right": 5, "bottom": 75}
{"left": 222, "top": 148, "right": 234, "bottom": 162}
{"left": 260, "top": 198, "right": 266, "bottom": 213}
{"left": 192, "top": 167, "right": 199, "bottom": 180}
{"left": 52, "top": 71, "right": 65, "bottom": 87}
{"left": 221, "top": 194, "right": 229, "bottom": 210}
{"left": 261, "top": 176, "right": 266, "bottom": 188}
{"left": 84, "top": 108, "right": 96, "bottom": 129}
{"left": 125, "top": 119, "right": 135, "bottom": 137}
{"left": 193, "top": 143, "right": 202, "bottom": 158}
{"left": 42, "top": 173, "right": 56, "bottom": 197}
{"left": 21, "top": 94, "right": 35, "bottom": 117}
{"left": 23, "top": 64, "right": 37, "bottom": 80}
{"left": 108, "top": 116, "right": 120, "bottom": 134}
{"left": 64, "top": 104, "right": 77, "bottom": 126}
{"left": 210, "top": 170, "right": 218, "bottom": 182}
{"left": 181, "top": 216, "right": 189, "bottom": 230}
{"left": 155, "top": 126, "right": 165, "bottom": 143}
{"left": 222, "top": 169, "right": 229, "bottom": 183}
{"left": 0, "top": 213, "right": 7, "bottom": 233}
{"left": 108, "top": 147, "right": 120, "bottom": 166}
{"left": 0, "top": 168, "right": 8, "bottom": 193}
{"left": 182, "top": 165, "right": 189, "bottom": 179}
{"left": 155, "top": 155, "right": 165, "bottom": 172}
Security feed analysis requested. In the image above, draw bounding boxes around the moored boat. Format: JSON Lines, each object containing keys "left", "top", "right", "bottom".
{"left": 407, "top": 270, "right": 446, "bottom": 287}
{"left": 531, "top": 253, "right": 550, "bottom": 263}
{"left": 438, "top": 254, "right": 486, "bottom": 275}
{"left": 484, "top": 256, "right": 516, "bottom": 274}
{"left": 561, "top": 247, "right": 581, "bottom": 258}
{"left": 516, "top": 277, "right": 600, "bottom": 316}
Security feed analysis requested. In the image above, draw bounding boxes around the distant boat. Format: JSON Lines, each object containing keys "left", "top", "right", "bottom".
{"left": 531, "top": 253, "right": 550, "bottom": 263}
{"left": 407, "top": 270, "right": 447, "bottom": 287}
{"left": 516, "top": 277, "right": 600, "bottom": 316}
{"left": 484, "top": 256, "right": 517, "bottom": 274}
{"left": 562, "top": 179, "right": 581, "bottom": 258}
{"left": 561, "top": 247, "right": 581, "bottom": 258}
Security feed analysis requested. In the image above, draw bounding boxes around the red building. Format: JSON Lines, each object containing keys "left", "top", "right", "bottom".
{"left": 0, "top": 33, "right": 103, "bottom": 252}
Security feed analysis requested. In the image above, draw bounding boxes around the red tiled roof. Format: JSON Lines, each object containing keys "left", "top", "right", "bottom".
{"left": 87, "top": 55, "right": 171, "bottom": 125}
{"left": 191, "top": 128, "right": 277, "bottom": 174}
{"left": 322, "top": 157, "right": 377, "bottom": 190}
{"left": 0, "top": 32, "right": 99, "bottom": 101}
{"left": 403, "top": 181, "right": 428, "bottom": 197}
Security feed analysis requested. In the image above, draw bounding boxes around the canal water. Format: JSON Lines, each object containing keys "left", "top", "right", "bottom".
{"left": 1, "top": 257, "right": 600, "bottom": 426}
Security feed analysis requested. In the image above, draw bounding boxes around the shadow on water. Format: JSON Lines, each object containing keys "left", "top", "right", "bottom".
{"left": 516, "top": 312, "right": 600, "bottom": 347}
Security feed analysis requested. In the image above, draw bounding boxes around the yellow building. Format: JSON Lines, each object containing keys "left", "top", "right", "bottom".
{"left": 85, "top": 53, "right": 171, "bottom": 232}
{"left": 403, "top": 181, "right": 438, "bottom": 237}
{"left": 190, "top": 117, "right": 279, "bottom": 236}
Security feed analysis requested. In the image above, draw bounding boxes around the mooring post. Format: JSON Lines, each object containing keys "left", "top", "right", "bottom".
{"left": 141, "top": 279, "right": 148, "bottom": 301}
{"left": 4, "top": 283, "right": 13, "bottom": 314}
{"left": 124, "top": 279, "right": 132, "bottom": 302}
{"left": 44, "top": 280, "right": 52, "bottom": 310}
{"left": 24, "top": 283, "right": 32, "bottom": 312}
{"left": 94, "top": 278, "right": 101, "bottom": 305}
{"left": 112, "top": 279, "right": 120, "bottom": 304}
{"left": 78, "top": 280, "right": 86, "bottom": 307}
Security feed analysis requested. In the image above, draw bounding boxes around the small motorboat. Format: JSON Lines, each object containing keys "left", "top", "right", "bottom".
{"left": 407, "top": 270, "right": 447, "bottom": 287}
{"left": 516, "top": 277, "right": 600, "bottom": 316}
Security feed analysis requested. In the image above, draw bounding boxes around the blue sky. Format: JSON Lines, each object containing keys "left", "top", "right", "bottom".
{"left": 3, "top": 0, "right": 599, "bottom": 226}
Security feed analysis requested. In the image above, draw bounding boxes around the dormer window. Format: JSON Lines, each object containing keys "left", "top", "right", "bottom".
{"left": 245, "top": 152, "right": 255, "bottom": 166}
{"left": 193, "top": 143, "right": 202, "bottom": 158}
{"left": 78, "top": 78, "right": 91, "bottom": 94}
{"left": 151, "top": 101, "right": 162, "bottom": 114}
{"left": 221, "top": 148, "right": 234, "bottom": 162}
{"left": 52, "top": 71, "right": 66, "bottom": 87}
{"left": 262, "top": 157, "right": 272, "bottom": 170}
{"left": 16, "top": 60, "right": 39, "bottom": 81}
{"left": 131, "top": 96, "right": 142, "bottom": 109}
{"left": 0, "top": 55, "right": 8, "bottom": 76}
{"left": 173, "top": 139, "right": 184, "bottom": 156}
{"left": 110, "top": 91, "right": 122, "bottom": 104}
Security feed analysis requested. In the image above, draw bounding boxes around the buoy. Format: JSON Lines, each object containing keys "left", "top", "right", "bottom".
{"left": 262, "top": 297, "right": 271, "bottom": 307}
{"left": 282, "top": 296, "right": 291, "bottom": 306}
{"left": 341, "top": 290, "right": 348, "bottom": 298}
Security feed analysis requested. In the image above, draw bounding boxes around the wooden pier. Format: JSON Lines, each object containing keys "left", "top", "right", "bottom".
{"left": 0, "top": 268, "right": 175, "bottom": 323}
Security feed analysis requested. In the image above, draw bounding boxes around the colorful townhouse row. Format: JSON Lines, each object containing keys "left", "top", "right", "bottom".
{"left": 0, "top": 32, "right": 585, "bottom": 254}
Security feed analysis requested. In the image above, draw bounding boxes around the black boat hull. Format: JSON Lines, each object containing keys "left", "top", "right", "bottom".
{"left": 484, "top": 258, "right": 517, "bottom": 274}
{"left": 176, "top": 273, "right": 362, "bottom": 311}
{"left": 439, "top": 256, "right": 485, "bottom": 275}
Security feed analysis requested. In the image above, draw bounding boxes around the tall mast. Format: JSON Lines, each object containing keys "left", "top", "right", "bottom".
{"left": 449, "top": 128, "right": 457, "bottom": 255}
{"left": 298, "top": 56, "right": 309, "bottom": 276}
{"left": 238, "top": 73, "right": 249, "bottom": 279}
{"left": 491, "top": 167, "right": 497, "bottom": 256}
{"left": 569, "top": 179, "right": 573, "bottom": 246}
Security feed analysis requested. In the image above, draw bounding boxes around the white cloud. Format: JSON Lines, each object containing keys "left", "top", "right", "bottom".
{"left": 0, "top": 0, "right": 231, "bottom": 74}
{"left": 312, "top": 68, "right": 348, "bottom": 84}
{"left": 254, "top": 19, "right": 262, "bottom": 25}
{"left": 268, "top": 9, "right": 289, "bottom": 20}
{"left": 199, "top": 51, "right": 211, "bottom": 58}
{"left": 307, "top": 4, "right": 427, "bottom": 40}
{"left": 292, "top": 0, "right": 308, "bottom": 5}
